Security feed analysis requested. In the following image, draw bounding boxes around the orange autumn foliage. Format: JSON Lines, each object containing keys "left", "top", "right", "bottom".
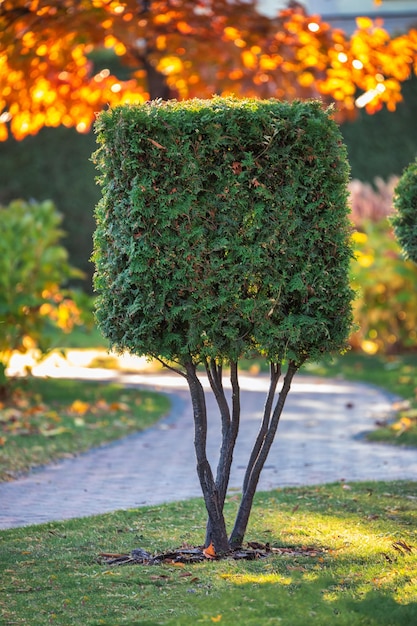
{"left": 0, "top": 0, "right": 416, "bottom": 141}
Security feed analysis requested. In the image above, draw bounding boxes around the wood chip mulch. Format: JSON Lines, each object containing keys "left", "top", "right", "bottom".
{"left": 98, "top": 541, "right": 327, "bottom": 566}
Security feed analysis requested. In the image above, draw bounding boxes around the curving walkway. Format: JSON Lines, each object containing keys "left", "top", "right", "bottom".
{"left": 1, "top": 369, "right": 416, "bottom": 530}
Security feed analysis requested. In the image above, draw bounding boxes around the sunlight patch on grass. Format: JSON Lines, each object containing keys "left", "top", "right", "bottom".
{"left": 220, "top": 572, "right": 292, "bottom": 585}
{"left": 1, "top": 482, "right": 416, "bottom": 625}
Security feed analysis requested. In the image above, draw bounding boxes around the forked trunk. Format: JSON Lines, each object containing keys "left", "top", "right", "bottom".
{"left": 185, "top": 361, "right": 231, "bottom": 555}
{"left": 229, "top": 361, "right": 299, "bottom": 548}
{"left": 204, "top": 359, "right": 240, "bottom": 547}
{"left": 185, "top": 359, "right": 300, "bottom": 554}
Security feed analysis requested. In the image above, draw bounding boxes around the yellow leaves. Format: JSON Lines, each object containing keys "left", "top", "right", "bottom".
{"left": 156, "top": 35, "right": 167, "bottom": 51}
{"left": 157, "top": 56, "right": 183, "bottom": 76}
{"left": 0, "top": 123, "right": 8, "bottom": 142}
{"left": 356, "top": 252, "right": 374, "bottom": 268}
{"left": 154, "top": 12, "right": 174, "bottom": 25}
{"left": 223, "top": 26, "right": 241, "bottom": 41}
{"left": 356, "top": 17, "right": 373, "bottom": 31}
{"left": 298, "top": 71, "right": 315, "bottom": 87}
{"left": 241, "top": 50, "right": 257, "bottom": 70}
{"left": 69, "top": 400, "right": 90, "bottom": 416}
{"left": 0, "top": 388, "right": 136, "bottom": 442}
{"left": 1, "top": 1, "right": 417, "bottom": 140}
{"left": 228, "top": 69, "right": 243, "bottom": 81}
{"left": 104, "top": 35, "right": 119, "bottom": 50}
{"left": 351, "top": 231, "right": 368, "bottom": 245}
{"left": 36, "top": 44, "right": 48, "bottom": 57}
{"left": 259, "top": 55, "right": 278, "bottom": 71}
{"left": 210, "top": 616, "right": 222, "bottom": 623}
{"left": 392, "top": 416, "right": 413, "bottom": 433}
{"left": 21, "top": 31, "right": 37, "bottom": 50}
{"left": 360, "top": 340, "right": 379, "bottom": 355}
{"left": 21, "top": 335, "right": 37, "bottom": 351}
{"left": 109, "top": 401, "right": 130, "bottom": 411}
{"left": 109, "top": 1, "right": 125, "bottom": 15}
{"left": 177, "top": 21, "right": 193, "bottom": 35}
{"left": 389, "top": 408, "right": 417, "bottom": 437}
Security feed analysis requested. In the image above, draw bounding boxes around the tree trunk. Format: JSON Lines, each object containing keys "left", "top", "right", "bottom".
{"left": 185, "top": 361, "right": 230, "bottom": 555}
{"left": 131, "top": 2, "right": 176, "bottom": 101}
{"left": 185, "top": 358, "right": 302, "bottom": 554}
{"left": 203, "top": 359, "right": 240, "bottom": 547}
{"left": 142, "top": 55, "right": 174, "bottom": 101}
{"left": 229, "top": 360, "right": 300, "bottom": 549}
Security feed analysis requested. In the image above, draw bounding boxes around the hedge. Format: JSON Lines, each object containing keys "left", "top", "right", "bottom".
{"left": 92, "top": 96, "right": 353, "bottom": 365}
{"left": 392, "top": 156, "right": 417, "bottom": 265}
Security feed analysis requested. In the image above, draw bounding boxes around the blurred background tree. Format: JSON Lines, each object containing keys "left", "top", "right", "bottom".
{"left": 2, "top": 0, "right": 415, "bottom": 139}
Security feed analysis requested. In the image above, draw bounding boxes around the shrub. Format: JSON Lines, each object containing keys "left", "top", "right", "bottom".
{"left": 392, "top": 156, "right": 417, "bottom": 264}
{"left": 0, "top": 199, "right": 85, "bottom": 394}
{"left": 93, "top": 96, "right": 354, "bottom": 552}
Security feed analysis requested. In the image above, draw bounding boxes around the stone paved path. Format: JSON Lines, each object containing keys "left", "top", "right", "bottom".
{"left": 1, "top": 370, "right": 416, "bottom": 530}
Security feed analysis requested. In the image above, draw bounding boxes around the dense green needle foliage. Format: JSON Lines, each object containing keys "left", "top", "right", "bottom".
{"left": 92, "top": 97, "right": 353, "bottom": 367}
{"left": 92, "top": 96, "right": 354, "bottom": 552}
{"left": 392, "top": 156, "right": 417, "bottom": 265}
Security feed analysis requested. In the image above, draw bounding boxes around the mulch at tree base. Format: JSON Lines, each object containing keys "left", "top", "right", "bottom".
{"left": 98, "top": 542, "right": 327, "bottom": 566}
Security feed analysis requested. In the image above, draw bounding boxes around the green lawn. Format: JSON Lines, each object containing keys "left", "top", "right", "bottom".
{"left": 0, "top": 377, "right": 170, "bottom": 481}
{"left": 1, "top": 481, "right": 416, "bottom": 625}
{"left": 302, "top": 352, "right": 417, "bottom": 447}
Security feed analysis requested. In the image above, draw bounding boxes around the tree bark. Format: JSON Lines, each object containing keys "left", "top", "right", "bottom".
{"left": 204, "top": 359, "right": 240, "bottom": 547}
{"left": 229, "top": 360, "right": 299, "bottom": 549}
{"left": 185, "top": 361, "right": 230, "bottom": 554}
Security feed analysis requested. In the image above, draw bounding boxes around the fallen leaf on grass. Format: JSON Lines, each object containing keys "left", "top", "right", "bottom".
{"left": 109, "top": 401, "right": 130, "bottom": 411}
{"left": 69, "top": 400, "right": 90, "bottom": 415}
{"left": 203, "top": 542, "right": 216, "bottom": 559}
{"left": 392, "top": 540, "right": 413, "bottom": 554}
{"left": 40, "top": 426, "right": 70, "bottom": 437}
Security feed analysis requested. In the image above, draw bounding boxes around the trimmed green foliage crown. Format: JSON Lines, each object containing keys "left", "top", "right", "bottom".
{"left": 392, "top": 156, "right": 417, "bottom": 264}
{"left": 92, "top": 97, "right": 353, "bottom": 364}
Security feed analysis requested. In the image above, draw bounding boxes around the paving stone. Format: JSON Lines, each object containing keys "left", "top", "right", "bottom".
{"left": 1, "top": 372, "right": 416, "bottom": 530}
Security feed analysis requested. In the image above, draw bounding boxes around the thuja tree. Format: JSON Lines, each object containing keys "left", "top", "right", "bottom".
{"left": 92, "top": 97, "right": 353, "bottom": 554}
{"left": 392, "top": 156, "right": 417, "bottom": 264}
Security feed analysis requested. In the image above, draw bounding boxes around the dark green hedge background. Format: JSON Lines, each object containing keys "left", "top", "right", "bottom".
{"left": 0, "top": 77, "right": 416, "bottom": 291}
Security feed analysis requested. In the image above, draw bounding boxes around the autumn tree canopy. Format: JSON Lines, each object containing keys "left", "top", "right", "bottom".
{"left": 1, "top": 0, "right": 416, "bottom": 141}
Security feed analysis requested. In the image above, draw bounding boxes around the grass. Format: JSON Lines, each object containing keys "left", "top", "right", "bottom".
{"left": 0, "top": 377, "right": 170, "bottom": 481}
{"left": 302, "top": 352, "right": 417, "bottom": 401}
{"left": 302, "top": 352, "right": 417, "bottom": 447}
{"left": 1, "top": 480, "right": 416, "bottom": 625}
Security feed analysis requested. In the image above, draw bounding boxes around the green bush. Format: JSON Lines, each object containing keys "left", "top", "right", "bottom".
{"left": 392, "top": 156, "right": 417, "bottom": 264}
{"left": 0, "top": 199, "right": 85, "bottom": 393}
{"left": 93, "top": 96, "right": 354, "bottom": 551}
{"left": 93, "top": 97, "right": 354, "bottom": 365}
{"left": 350, "top": 220, "right": 417, "bottom": 354}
